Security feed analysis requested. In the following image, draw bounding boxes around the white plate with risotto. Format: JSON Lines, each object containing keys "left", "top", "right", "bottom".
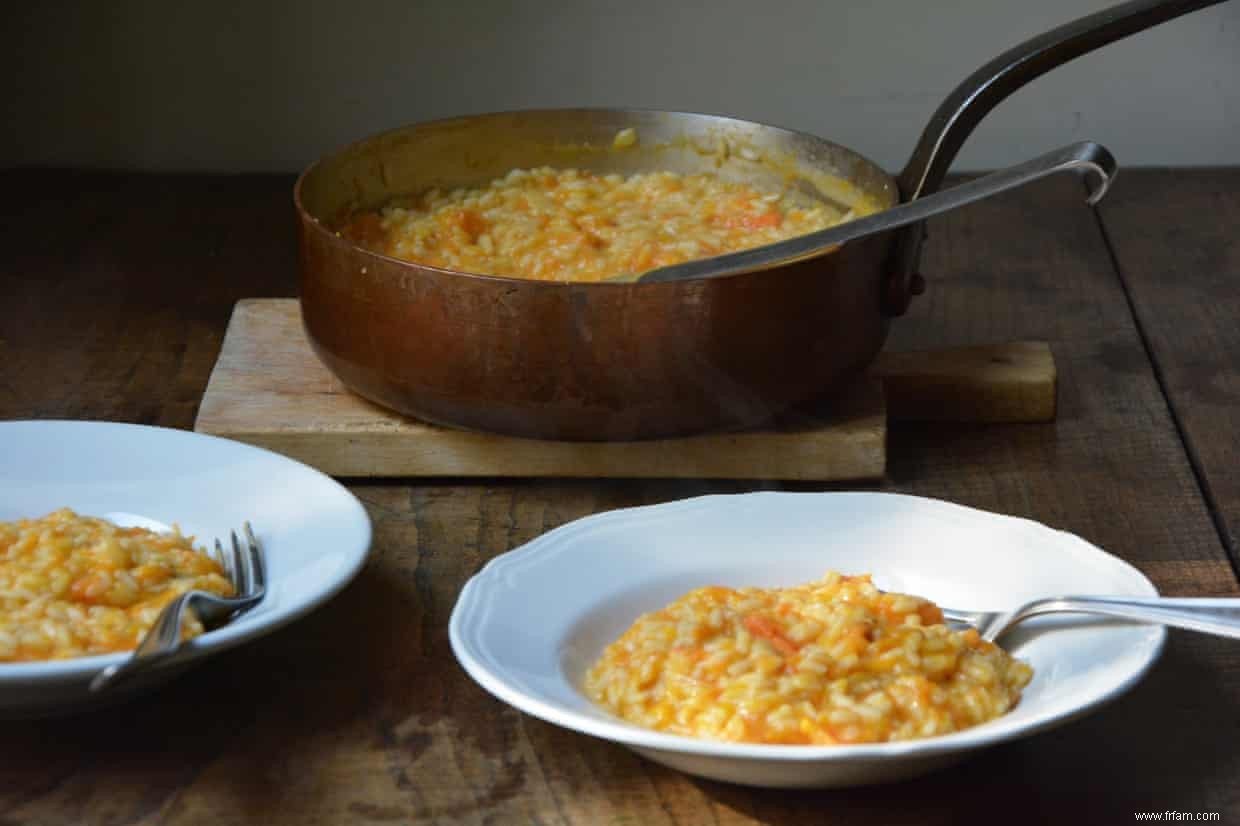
{"left": 449, "top": 492, "right": 1164, "bottom": 788}
{"left": 0, "top": 420, "right": 371, "bottom": 717}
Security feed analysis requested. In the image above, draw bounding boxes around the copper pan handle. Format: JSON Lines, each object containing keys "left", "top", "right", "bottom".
{"left": 884, "top": 0, "right": 1229, "bottom": 315}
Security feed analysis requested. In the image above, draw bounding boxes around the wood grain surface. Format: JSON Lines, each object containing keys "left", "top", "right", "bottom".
{"left": 2, "top": 169, "right": 1240, "bottom": 825}
{"left": 872, "top": 339, "right": 1056, "bottom": 423}
{"left": 1095, "top": 169, "right": 1240, "bottom": 571}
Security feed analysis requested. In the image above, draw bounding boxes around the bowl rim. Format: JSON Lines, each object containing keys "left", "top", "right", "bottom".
{"left": 449, "top": 490, "right": 1166, "bottom": 762}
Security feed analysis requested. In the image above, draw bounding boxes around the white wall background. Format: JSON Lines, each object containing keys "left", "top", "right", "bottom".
{"left": 3, "top": 0, "right": 1237, "bottom": 174}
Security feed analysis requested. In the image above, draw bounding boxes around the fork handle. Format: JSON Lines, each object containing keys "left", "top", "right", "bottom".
{"left": 88, "top": 592, "right": 195, "bottom": 692}
{"left": 1022, "top": 596, "right": 1240, "bottom": 639}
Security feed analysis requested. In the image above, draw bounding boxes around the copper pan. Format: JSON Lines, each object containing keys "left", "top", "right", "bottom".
{"left": 296, "top": 0, "right": 1225, "bottom": 441}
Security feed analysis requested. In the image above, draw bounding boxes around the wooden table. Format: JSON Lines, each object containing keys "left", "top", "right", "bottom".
{"left": 2, "top": 168, "right": 1239, "bottom": 824}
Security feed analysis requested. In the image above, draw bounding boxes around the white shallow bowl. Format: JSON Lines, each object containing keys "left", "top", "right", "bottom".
{"left": 0, "top": 420, "right": 371, "bottom": 718}
{"left": 450, "top": 491, "right": 1165, "bottom": 788}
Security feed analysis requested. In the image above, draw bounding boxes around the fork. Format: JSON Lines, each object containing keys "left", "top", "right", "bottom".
{"left": 940, "top": 595, "right": 1240, "bottom": 643}
{"left": 89, "top": 523, "right": 267, "bottom": 692}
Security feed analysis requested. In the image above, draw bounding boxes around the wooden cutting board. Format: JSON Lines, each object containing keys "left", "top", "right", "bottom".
{"left": 193, "top": 299, "right": 1055, "bottom": 480}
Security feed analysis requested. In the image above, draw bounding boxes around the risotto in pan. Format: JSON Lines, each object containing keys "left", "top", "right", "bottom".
{"left": 338, "top": 166, "right": 875, "bottom": 283}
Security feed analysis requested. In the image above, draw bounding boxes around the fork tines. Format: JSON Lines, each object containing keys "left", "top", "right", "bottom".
{"left": 212, "top": 522, "right": 264, "bottom": 598}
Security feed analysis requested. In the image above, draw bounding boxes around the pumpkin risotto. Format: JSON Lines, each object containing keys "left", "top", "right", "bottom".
{"left": 338, "top": 167, "right": 871, "bottom": 282}
{"left": 0, "top": 509, "right": 234, "bottom": 662}
{"left": 585, "top": 572, "right": 1033, "bottom": 745}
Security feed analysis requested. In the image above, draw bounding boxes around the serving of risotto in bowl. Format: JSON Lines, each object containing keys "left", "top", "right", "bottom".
{"left": 449, "top": 492, "right": 1164, "bottom": 788}
{"left": 0, "top": 509, "right": 237, "bottom": 664}
{"left": 0, "top": 420, "right": 371, "bottom": 717}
